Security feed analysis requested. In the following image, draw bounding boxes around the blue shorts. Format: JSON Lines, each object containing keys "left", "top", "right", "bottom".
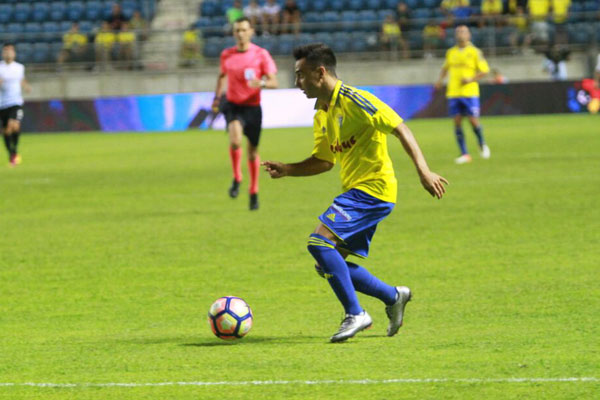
{"left": 318, "top": 189, "right": 394, "bottom": 258}
{"left": 448, "top": 97, "right": 480, "bottom": 117}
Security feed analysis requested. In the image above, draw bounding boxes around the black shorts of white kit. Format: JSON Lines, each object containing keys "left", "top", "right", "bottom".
{"left": 0, "top": 105, "right": 24, "bottom": 127}
{"left": 222, "top": 100, "right": 263, "bottom": 147}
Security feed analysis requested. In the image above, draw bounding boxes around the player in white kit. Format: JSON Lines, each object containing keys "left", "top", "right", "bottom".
{"left": 0, "top": 43, "right": 31, "bottom": 167}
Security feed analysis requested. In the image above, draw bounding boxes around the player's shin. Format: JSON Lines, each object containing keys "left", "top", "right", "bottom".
{"left": 347, "top": 262, "right": 397, "bottom": 305}
{"left": 248, "top": 155, "right": 260, "bottom": 194}
{"left": 307, "top": 234, "right": 362, "bottom": 315}
{"left": 455, "top": 126, "right": 468, "bottom": 155}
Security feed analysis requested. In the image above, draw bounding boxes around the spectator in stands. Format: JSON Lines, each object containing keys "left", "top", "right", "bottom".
{"left": 95, "top": 21, "right": 116, "bottom": 69}
{"left": 57, "top": 22, "right": 89, "bottom": 66}
{"left": 117, "top": 22, "right": 136, "bottom": 70}
{"left": 509, "top": 6, "right": 530, "bottom": 53}
{"left": 441, "top": 0, "right": 473, "bottom": 24}
{"left": 479, "top": 0, "right": 503, "bottom": 27}
{"left": 551, "top": 0, "right": 571, "bottom": 44}
{"left": 180, "top": 25, "right": 201, "bottom": 67}
{"left": 282, "top": 0, "right": 301, "bottom": 36}
{"left": 227, "top": 1, "right": 244, "bottom": 25}
{"left": 244, "top": 0, "right": 263, "bottom": 34}
{"left": 542, "top": 44, "right": 570, "bottom": 80}
{"left": 380, "top": 14, "right": 409, "bottom": 59}
{"left": 396, "top": 2, "right": 412, "bottom": 33}
{"left": 490, "top": 68, "right": 508, "bottom": 83}
{"left": 107, "top": 3, "right": 128, "bottom": 31}
{"left": 423, "top": 20, "right": 445, "bottom": 58}
{"left": 262, "top": 0, "right": 281, "bottom": 36}
{"left": 129, "top": 10, "right": 149, "bottom": 42}
{"left": 506, "top": 0, "right": 529, "bottom": 14}
{"left": 528, "top": 0, "right": 551, "bottom": 47}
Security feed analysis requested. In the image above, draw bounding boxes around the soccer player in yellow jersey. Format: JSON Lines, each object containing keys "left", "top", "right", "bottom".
{"left": 436, "top": 25, "right": 490, "bottom": 164}
{"left": 263, "top": 44, "right": 448, "bottom": 343}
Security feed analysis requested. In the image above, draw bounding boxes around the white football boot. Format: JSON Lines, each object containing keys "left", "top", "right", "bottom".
{"left": 330, "top": 311, "right": 373, "bottom": 343}
{"left": 386, "top": 286, "right": 412, "bottom": 337}
{"left": 480, "top": 144, "right": 491, "bottom": 159}
{"left": 454, "top": 154, "right": 472, "bottom": 164}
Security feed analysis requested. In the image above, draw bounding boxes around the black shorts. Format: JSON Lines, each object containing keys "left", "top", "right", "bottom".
{"left": 0, "top": 105, "right": 24, "bottom": 127}
{"left": 222, "top": 101, "right": 262, "bottom": 147}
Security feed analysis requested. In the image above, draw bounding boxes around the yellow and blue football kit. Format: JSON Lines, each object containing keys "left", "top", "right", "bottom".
{"left": 311, "top": 80, "right": 403, "bottom": 258}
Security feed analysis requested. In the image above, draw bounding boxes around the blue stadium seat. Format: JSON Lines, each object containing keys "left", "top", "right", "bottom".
{"left": 328, "top": 0, "right": 345, "bottom": 11}
{"left": 303, "top": 12, "right": 321, "bottom": 33}
{"left": 85, "top": 1, "right": 103, "bottom": 21}
{"left": 423, "top": 0, "right": 440, "bottom": 7}
{"left": 405, "top": 0, "right": 420, "bottom": 8}
{"left": 383, "top": 0, "right": 400, "bottom": 9}
{"left": 407, "top": 30, "right": 423, "bottom": 50}
{"left": 67, "top": 1, "right": 85, "bottom": 22}
{"left": 357, "top": 10, "right": 379, "bottom": 31}
{"left": 277, "top": 34, "right": 295, "bottom": 56}
{"left": 331, "top": 32, "right": 351, "bottom": 53}
{"left": 413, "top": 8, "right": 432, "bottom": 20}
{"left": 60, "top": 21, "right": 72, "bottom": 33}
{"left": 340, "top": 10, "right": 360, "bottom": 32}
{"left": 294, "top": 33, "right": 314, "bottom": 47}
{"left": 365, "top": 0, "right": 384, "bottom": 10}
{"left": 42, "top": 21, "right": 61, "bottom": 42}
{"left": 200, "top": 1, "right": 218, "bottom": 17}
{"left": 0, "top": 5, "right": 13, "bottom": 24}
{"left": 203, "top": 37, "right": 222, "bottom": 58}
{"left": 218, "top": 0, "right": 234, "bottom": 15}
{"left": 49, "top": 2, "right": 66, "bottom": 22}
{"left": 314, "top": 32, "right": 335, "bottom": 47}
{"left": 16, "top": 43, "right": 33, "bottom": 63}
{"left": 348, "top": 0, "right": 365, "bottom": 11}
{"left": 79, "top": 21, "right": 93, "bottom": 33}
{"left": 377, "top": 9, "right": 395, "bottom": 20}
{"left": 568, "top": 23, "right": 592, "bottom": 44}
{"left": 24, "top": 22, "right": 43, "bottom": 43}
{"left": 311, "top": 0, "right": 327, "bottom": 12}
{"left": 32, "top": 3, "right": 50, "bottom": 23}
{"left": 321, "top": 11, "right": 341, "bottom": 32}
{"left": 295, "top": 0, "right": 309, "bottom": 12}
{"left": 32, "top": 42, "right": 51, "bottom": 64}
{"left": 349, "top": 32, "right": 368, "bottom": 52}
{"left": 14, "top": 4, "right": 32, "bottom": 23}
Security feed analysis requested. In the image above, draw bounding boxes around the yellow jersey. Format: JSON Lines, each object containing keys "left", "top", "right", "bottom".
{"left": 117, "top": 31, "right": 136, "bottom": 44}
{"left": 528, "top": 0, "right": 550, "bottom": 20}
{"left": 481, "top": 0, "right": 503, "bottom": 14}
{"left": 552, "top": 0, "right": 571, "bottom": 23}
{"left": 311, "top": 81, "right": 403, "bottom": 203}
{"left": 382, "top": 22, "right": 401, "bottom": 37}
{"left": 63, "top": 32, "right": 88, "bottom": 49}
{"left": 443, "top": 43, "right": 490, "bottom": 98}
{"left": 96, "top": 31, "right": 116, "bottom": 48}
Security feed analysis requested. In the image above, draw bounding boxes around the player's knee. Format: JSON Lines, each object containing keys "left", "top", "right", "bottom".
{"left": 307, "top": 233, "right": 336, "bottom": 257}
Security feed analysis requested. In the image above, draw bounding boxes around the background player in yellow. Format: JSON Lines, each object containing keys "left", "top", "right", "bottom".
{"left": 435, "top": 25, "right": 491, "bottom": 164}
{"left": 263, "top": 44, "right": 448, "bottom": 343}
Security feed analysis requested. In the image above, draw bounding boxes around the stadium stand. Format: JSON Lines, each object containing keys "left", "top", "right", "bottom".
{"left": 195, "top": 0, "right": 599, "bottom": 59}
{"left": 0, "top": 0, "right": 156, "bottom": 65}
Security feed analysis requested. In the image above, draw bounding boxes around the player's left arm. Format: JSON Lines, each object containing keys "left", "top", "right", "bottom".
{"left": 392, "top": 123, "right": 448, "bottom": 199}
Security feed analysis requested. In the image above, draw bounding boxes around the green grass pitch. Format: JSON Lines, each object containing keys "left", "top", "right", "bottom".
{"left": 0, "top": 114, "right": 598, "bottom": 399}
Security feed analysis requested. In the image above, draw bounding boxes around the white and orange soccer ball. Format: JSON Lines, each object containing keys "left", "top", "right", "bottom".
{"left": 207, "top": 296, "right": 253, "bottom": 340}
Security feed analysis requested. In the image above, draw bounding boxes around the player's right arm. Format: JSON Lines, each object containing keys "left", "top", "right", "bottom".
{"left": 262, "top": 156, "right": 333, "bottom": 178}
{"left": 212, "top": 72, "right": 226, "bottom": 113}
{"left": 435, "top": 55, "right": 449, "bottom": 90}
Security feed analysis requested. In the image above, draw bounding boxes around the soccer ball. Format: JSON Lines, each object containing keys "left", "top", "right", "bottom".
{"left": 207, "top": 296, "right": 253, "bottom": 340}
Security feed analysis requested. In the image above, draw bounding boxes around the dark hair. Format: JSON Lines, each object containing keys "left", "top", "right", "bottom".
{"left": 2, "top": 43, "right": 15, "bottom": 48}
{"left": 234, "top": 16, "right": 252, "bottom": 26}
{"left": 293, "top": 43, "right": 337, "bottom": 76}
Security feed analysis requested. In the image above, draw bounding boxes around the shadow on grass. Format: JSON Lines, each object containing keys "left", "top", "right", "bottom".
{"left": 182, "top": 332, "right": 385, "bottom": 347}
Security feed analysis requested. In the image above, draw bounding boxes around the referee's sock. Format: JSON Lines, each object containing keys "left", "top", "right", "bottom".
{"left": 307, "top": 234, "right": 363, "bottom": 315}
{"left": 347, "top": 262, "right": 397, "bottom": 305}
{"left": 248, "top": 156, "right": 260, "bottom": 195}
{"left": 455, "top": 126, "right": 468, "bottom": 155}
{"left": 229, "top": 146, "right": 242, "bottom": 182}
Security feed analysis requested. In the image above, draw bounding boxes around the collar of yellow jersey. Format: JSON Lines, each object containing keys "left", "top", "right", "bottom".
{"left": 329, "top": 80, "right": 343, "bottom": 110}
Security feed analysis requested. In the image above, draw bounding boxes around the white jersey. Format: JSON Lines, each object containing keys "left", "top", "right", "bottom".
{"left": 0, "top": 60, "right": 25, "bottom": 109}
{"left": 596, "top": 54, "right": 600, "bottom": 72}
